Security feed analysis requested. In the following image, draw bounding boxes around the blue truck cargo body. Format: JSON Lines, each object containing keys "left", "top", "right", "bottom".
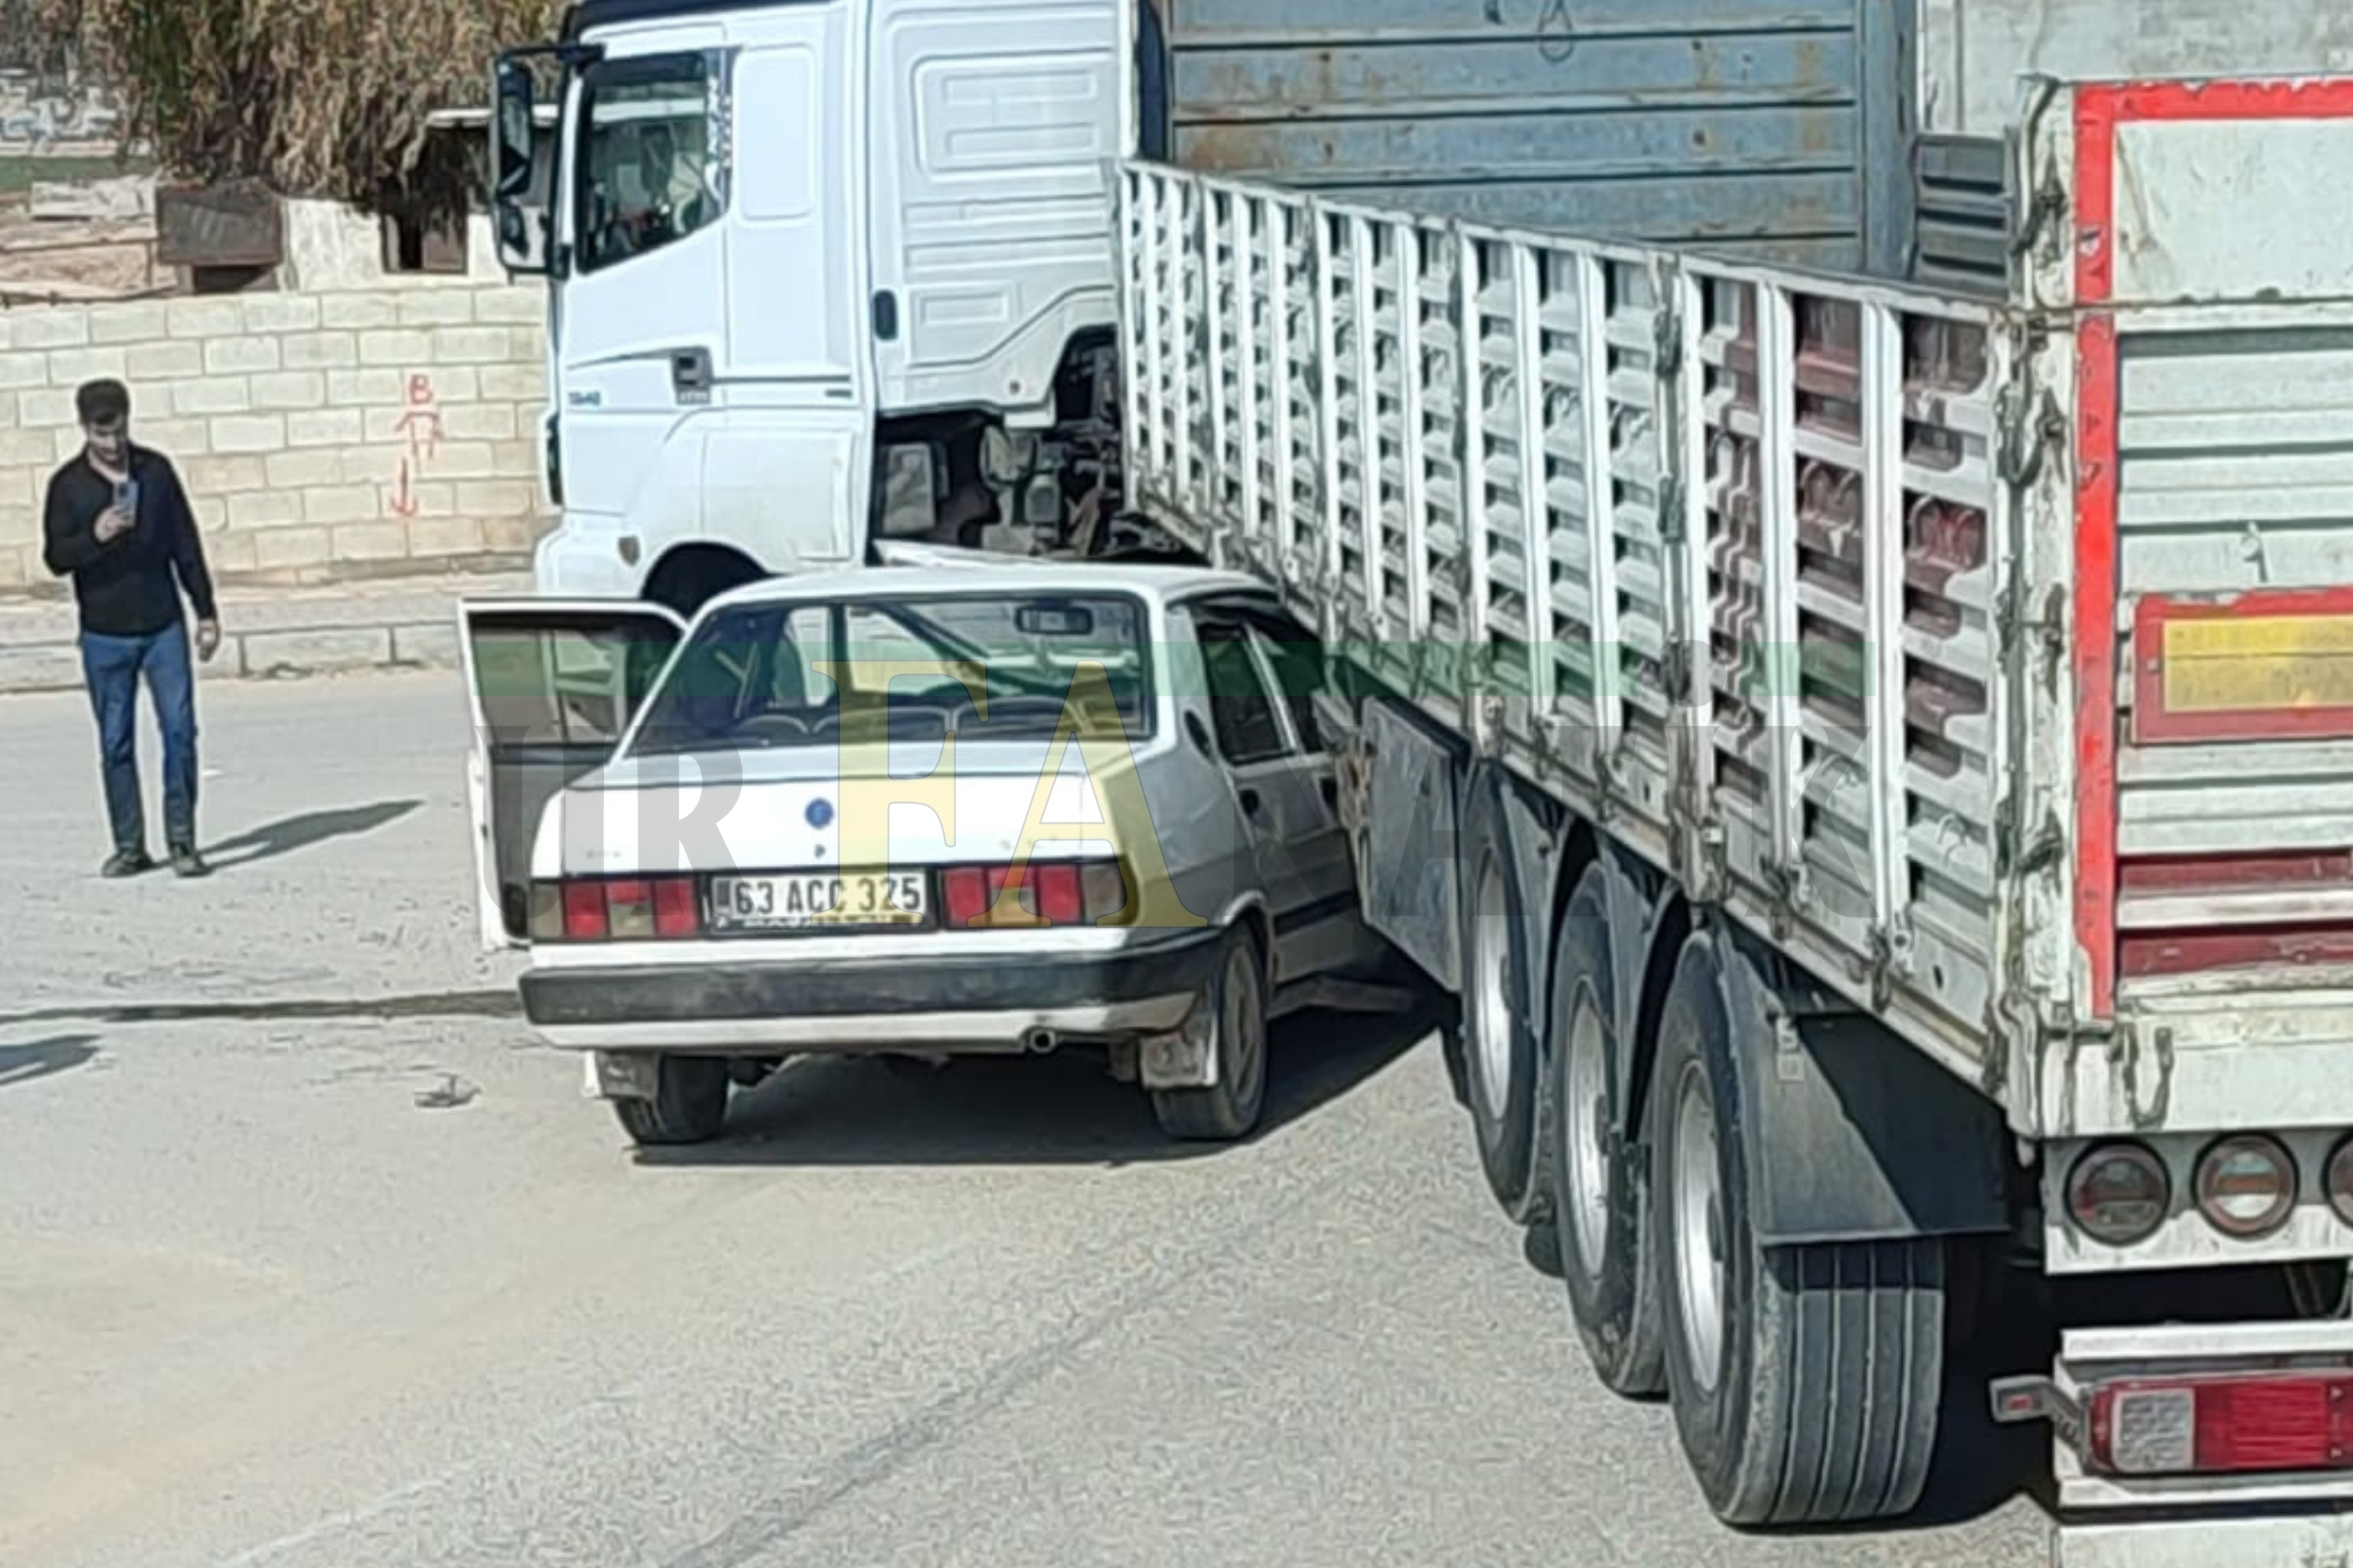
{"left": 1147, "top": 0, "right": 1915, "bottom": 272}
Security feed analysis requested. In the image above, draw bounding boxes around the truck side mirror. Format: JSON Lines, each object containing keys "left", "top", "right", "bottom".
{"left": 493, "top": 61, "right": 536, "bottom": 201}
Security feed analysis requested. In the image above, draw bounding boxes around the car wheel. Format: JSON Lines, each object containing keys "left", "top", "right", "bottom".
{"left": 611, "top": 1054, "right": 731, "bottom": 1147}
{"left": 1149, "top": 927, "right": 1268, "bottom": 1142}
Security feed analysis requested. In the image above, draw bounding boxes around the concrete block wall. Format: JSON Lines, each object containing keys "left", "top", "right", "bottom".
{"left": 0, "top": 284, "right": 551, "bottom": 592}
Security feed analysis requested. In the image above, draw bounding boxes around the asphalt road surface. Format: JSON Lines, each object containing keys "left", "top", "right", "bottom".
{"left": 0, "top": 671, "right": 2051, "bottom": 1568}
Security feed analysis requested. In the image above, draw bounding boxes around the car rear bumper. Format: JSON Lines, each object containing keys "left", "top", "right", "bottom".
{"left": 518, "top": 927, "right": 1224, "bottom": 1053}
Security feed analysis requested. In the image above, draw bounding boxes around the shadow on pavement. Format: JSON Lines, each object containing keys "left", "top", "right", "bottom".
{"left": 0, "top": 1033, "right": 100, "bottom": 1089}
{"left": 633, "top": 1001, "right": 1443, "bottom": 1168}
{"left": 204, "top": 799, "right": 422, "bottom": 868}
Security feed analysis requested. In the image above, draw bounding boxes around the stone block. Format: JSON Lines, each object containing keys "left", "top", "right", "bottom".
{"left": 286, "top": 408, "right": 363, "bottom": 447}
{"left": 48, "top": 346, "right": 129, "bottom": 386}
{"left": 249, "top": 370, "right": 327, "bottom": 411}
{"left": 477, "top": 364, "right": 545, "bottom": 401}
{"left": 182, "top": 454, "right": 269, "bottom": 494}
{"left": 321, "top": 294, "right": 399, "bottom": 329}
{"left": 251, "top": 525, "right": 333, "bottom": 570}
{"left": 442, "top": 403, "right": 517, "bottom": 441}
{"left": 17, "top": 388, "right": 73, "bottom": 426}
{"left": 0, "top": 464, "right": 33, "bottom": 509}
{"left": 227, "top": 488, "right": 304, "bottom": 529}
{"left": 203, "top": 336, "right": 279, "bottom": 375}
{"left": 0, "top": 429, "right": 53, "bottom": 467}
{"left": 0, "top": 544, "right": 23, "bottom": 586}
{"left": 207, "top": 415, "right": 285, "bottom": 454}
{"left": 428, "top": 442, "right": 497, "bottom": 478}
{"left": 300, "top": 483, "right": 382, "bottom": 524}
{"left": 390, "top": 621, "right": 463, "bottom": 670}
{"left": 469, "top": 288, "right": 544, "bottom": 325}
{"left": 0, "top": 641, "right": 84, "bottom": 695}
{"left": 0, "top": 351, "right": 48, "bottom": 391}
{"left": 166, "top": 299, "right": 245, "bottom": 339}
{"left": 397, "top": 292, "right": 475, "bottom": 326}
{"left": 283, "top": 332, "right": 360, "bottom": 370}
{"left": 416, "top": 365, "right": 477, "bottom": 402}
{"left": 190, "top": 493, "right": 228, "bottom": 532}
{"left": 325, "top": 369, "right": 406, "bottom": 406}
{"left": 168, "top": 375, "right": 252, "bottom": 416}
{"left": 357, "top": 329, "right": 432, "bottom": 366}
{"left": 405, "top": 514, "right": 484, "bottom": 557}
{"left": 242, "top": 295, "right": 323, "bottom": 334}
{"left": 428, "top": 326, "right": 515, "bottom": 365}
{"left": 240, "top": 626, "right": 391, "bottom": 678}
{"left": 7, "top": 310, "right": 90, "bottom": 350}
{"left": 204, "top": 529, "right": 259, "bottom": 574}
{"left": 391, "top": 478, "right": 456, "bottom": 518}
{"left": 265, "top": 449, "right": 342, "bottom": 488}
{"left": 130, "top": 341, "right": 207, "bottom": 381}
{"left": 330, "top": 521, "right": 409, "bottom": 560}
{"left": 136, "top": 418, "right": 211, "bottom": 457}
{"left": 489, "top": 439, "right": 541, "bottom": 478}
{"left": 0, "top": 391, "right": 15, "bottom": 431}
{"left": 456, "top": 479, "right": 539, "bottom": 518}
{"left": 49, "top": 426, "right": 80, "bottom": 462}
{"left": 87, "top": 301, "right": 171, "bottom": 346}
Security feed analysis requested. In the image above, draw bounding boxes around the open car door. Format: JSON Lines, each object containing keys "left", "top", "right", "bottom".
{"left": 459, "top": 599, "right": 687, "bottom": 950}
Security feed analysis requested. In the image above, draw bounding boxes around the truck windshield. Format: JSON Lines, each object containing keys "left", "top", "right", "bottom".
{"left": 627, "top": 592, "right": 1155, "bottom": 757}
{"left": 572, "top": 54, "right": 726, "bottom": 275}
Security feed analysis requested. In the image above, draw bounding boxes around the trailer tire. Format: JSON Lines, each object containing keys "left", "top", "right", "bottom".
{"left": 1548, "top": 865, "right": 1665, "bottom": 1397}
{"left": 1652, "top": 937, "right": 1945, "bottom": 1526}
{"left": 1149, "top": 927, "right": 1268, "bottom": 1142}
{"left": 1460, "top": 784, "right": 1546, "bottom": 1223}
{"left": 612, "top": 1055, "right": 732, "bottom": 1147}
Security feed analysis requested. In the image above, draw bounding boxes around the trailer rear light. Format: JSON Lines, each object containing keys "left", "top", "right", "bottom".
{"left": 536, "top": 877, "right": 703, "bottom": 942}
{"left": 939, "top": 859, "right": 1127, "bottom": 930}
{"left": 2065, "top": 1142, "right": 2171, "bottom": 1245}
{"left": 2328, "top": 1138, "right": 2353, "bottom": 1226}
{"left": 2090, "top": 1374, "right": 2353, "bottom": 1477}
{"left": 2194, "top": 1134, "right": 2297, "bottom": 1238}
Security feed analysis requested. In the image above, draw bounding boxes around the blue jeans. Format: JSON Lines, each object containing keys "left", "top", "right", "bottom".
{"left": 79, "top": 622, "right": 198, "bottom": 853}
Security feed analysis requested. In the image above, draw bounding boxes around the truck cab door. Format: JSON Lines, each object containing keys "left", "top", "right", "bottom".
{"left": 551, "top": 46, "right": 734, "bottom": 573}
{"left": 460, "top": 599, "right": 686, "bottom": 950}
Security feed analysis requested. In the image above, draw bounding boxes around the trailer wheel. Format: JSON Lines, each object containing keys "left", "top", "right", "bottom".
{"left": 1460, "top": 786, "right": 1546, "bottom": 1223}
{"left": 1548, "top": 865, "right": 1665, "bottom": 1396}
{"left": 1651, "top": 937, "right": 1945, "bottom": 1525}
{"left": 612, "top": 1055, "right": 732, "bottom": 1148}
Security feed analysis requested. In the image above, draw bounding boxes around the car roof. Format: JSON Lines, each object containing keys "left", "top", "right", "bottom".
{"left": 698, "top": 560, "right": 1274, "bottom": 617}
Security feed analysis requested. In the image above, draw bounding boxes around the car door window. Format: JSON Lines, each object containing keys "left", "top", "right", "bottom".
{"left": 1246, "top": 622, "right": 1326, "bottom": 755}
{"left": 1196, "top": 618, "right": 1289, "bottom": 765}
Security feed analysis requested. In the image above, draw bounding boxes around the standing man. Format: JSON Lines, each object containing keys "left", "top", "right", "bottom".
{"left": 42, "top": 377, "right": 221, "bottom": 878}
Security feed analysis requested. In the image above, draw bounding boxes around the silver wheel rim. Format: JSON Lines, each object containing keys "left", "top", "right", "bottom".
{"left": 1222, "top": 947, "right": 1263, "bottom": 1111}
{"left": 1563, "top": 986, "right": 1611, "bottom": 1279}
{"left": 1471, "top": 855, "right": 1513, "bottom": 1124}
{"left": 1670, "top": 1064, "right": 1726, "bottom": 1395}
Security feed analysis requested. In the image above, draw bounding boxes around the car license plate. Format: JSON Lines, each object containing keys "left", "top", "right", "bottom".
{"left": 708, "top": 871, "right": 928, "bottom": 931}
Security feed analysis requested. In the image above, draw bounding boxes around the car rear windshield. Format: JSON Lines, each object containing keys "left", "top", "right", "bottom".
{"left": 627, "top": 591, "right": 1153, "bottom": 757}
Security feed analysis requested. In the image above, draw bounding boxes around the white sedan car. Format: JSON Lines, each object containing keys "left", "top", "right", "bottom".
{"left": 460, "top": 562, "right": 1399, "bottom": 1147}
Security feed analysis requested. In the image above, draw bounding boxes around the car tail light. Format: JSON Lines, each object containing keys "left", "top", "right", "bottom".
{"left": 534, "top": 877, "right": 703, "bottom": 942}
{"left": 939, "top": 859, "right": 1127, "bottom": 930}
{"left": 2065, "top": 1142, "right": 2171, "bottom": 1245}
{"left": 2090, "top": 1374, "right": 2353, "bottom": 1476}
{"left": 2194, "top": 1134, "right": 2297, "bottom": 1238}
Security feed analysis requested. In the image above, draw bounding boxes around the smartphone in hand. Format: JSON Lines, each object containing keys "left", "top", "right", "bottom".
{"left": 113, "top": 478, "right": 140, "bottom": 518}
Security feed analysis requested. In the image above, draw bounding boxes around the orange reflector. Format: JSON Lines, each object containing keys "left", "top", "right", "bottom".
{"left": 2134, "top": 592, "right": 2353, "bottom": 743}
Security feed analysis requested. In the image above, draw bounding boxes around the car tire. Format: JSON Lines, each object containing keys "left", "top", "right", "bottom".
{"left": 1460, "top": 781, "right": 1546, "bottom": 1224}
{"left": 1149, "top": 927, "right": 1269, "bottom": 1142}
{"left": 1549, "top": 864, "right": 1665, "bottom": 1397}
{"left": 612, "top": 1055, "right": 732, "bottom": 1147}
{"left": 1650, "top": 937, "right": 1945, "bottom": 1525}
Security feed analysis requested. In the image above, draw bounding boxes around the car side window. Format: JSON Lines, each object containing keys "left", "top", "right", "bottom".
{"left": 1195, "top": 617, "right": 1289, "bottom": 765}
{"left": 1244, "top": 621, "right": 1325, "bottom": 755}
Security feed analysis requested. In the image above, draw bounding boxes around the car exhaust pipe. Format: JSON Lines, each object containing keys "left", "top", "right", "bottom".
{"left": 1023, "top": 1028, "right": 1060, "bottom": 1055}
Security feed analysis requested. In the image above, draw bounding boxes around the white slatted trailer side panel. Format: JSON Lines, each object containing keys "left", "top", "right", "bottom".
{"left": 1118, "top": 159, "right": 2022, "bottom": 1084}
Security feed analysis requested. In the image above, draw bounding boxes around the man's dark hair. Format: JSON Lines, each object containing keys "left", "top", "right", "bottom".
{"left": 74, "top": 378, "right": 130, "bottom": 427}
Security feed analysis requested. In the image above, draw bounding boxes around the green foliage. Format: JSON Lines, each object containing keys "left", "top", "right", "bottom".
{"left": 38, "top": 0, "right": 564, "bottom": 215}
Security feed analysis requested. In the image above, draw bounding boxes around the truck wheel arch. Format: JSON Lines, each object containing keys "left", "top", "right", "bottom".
{"left": 1626, "top": 918, "right": 2012, "bottom": 1246}
{"left": 642, "top": 544, "right": 765, "bottom": 619}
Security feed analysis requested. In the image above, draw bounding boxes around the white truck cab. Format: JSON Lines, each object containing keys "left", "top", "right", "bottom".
{"left": 485, "top": 0, "right": 1143, "bottom": 614}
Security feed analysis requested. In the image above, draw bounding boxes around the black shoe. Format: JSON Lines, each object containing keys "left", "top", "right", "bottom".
{"left": 169, "top": 844, "right": 211, "bottom": 879}
{"left": 101, "top": 847, "right": 154, "bottom": 878}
